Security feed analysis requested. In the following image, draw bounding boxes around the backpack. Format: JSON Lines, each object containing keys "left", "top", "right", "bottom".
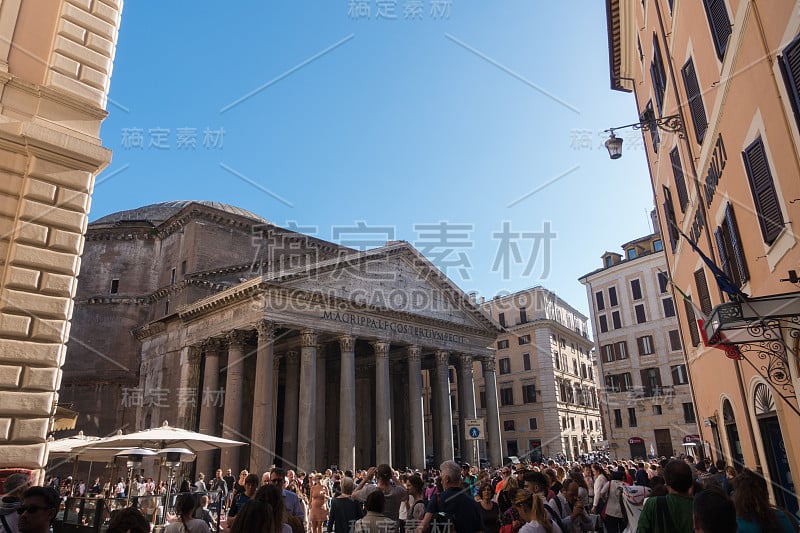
{"left": 543, "top": 503, "right": 566, "bottom": 533}
{"left": 430, "top": 493, "right": 457, "bottom": 533}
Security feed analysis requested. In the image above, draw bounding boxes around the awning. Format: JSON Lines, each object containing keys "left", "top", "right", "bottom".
{"left": 52, "top": 406, "right": 78, "bottom": 432}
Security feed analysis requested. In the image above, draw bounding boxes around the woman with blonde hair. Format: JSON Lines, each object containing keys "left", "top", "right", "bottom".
{"left": 512, "top": 489, "right": 560, "bottom": 533}
{"left": 309, "top": 473, "right": 329, "bottom": 533}
{"left": 497, "top": 474, "right": 518, "bottom": 515}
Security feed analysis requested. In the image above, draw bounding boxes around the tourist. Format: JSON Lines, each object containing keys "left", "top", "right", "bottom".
{"left": 228, "top": 473, "right": 260, "bottom": 530}
{"left": 269, "top": 468, "right": 306, "bottom": 527}
{"left": 601, "top": 469, "right": 627, "bottom": 533}
{"left": 106, "top": 507, "right": 150, "bottom": 533}
{"left": 234, "top": 470, "right": 248, "bottom": 498}
{"left": 498, "top": 475, "right": 518, "bottom": 515}
{"left": 165, "top": 493, "right": 210, "bottom": 533}
{"left": 16, "top": 486, "right": 59, "bottom": 533}
{"left": 328, "top": 477, "right": 363, "bottom": 533}
{"left": 353, "top": 465, "right": 408, "bottom": 525}
{"left": 477, "top": 483, "right": 500, "bottom": 533}
{"left": 354, "top": 491, "right": 397, "bottom": 533}
{"left": 512, "top": 489, "right": 559, "bottom": 533}
{"left": 194, "top": 473, "right": 207, "bottom": 493}
{"left": 309, "top": 474, "right": 329, "bottom": 533}
{"left": 636, "top": 460, "right": 694, "bottom": 533}
{"left": 693, "top": 488, "right": 737, "bottom": 533}
{"left": 230, "top": 485, "right": 288, "bottom": 533}
{"left": 589, "top": 464, "right": 608, "bottom": 515}
{"left": 0, "top": 473, "right": 30, "bottom": 533}
{"left": 733, "top": 469, "right": 795, "bottom": 532}
{"left": 414, "top": 460, "right": 482, "bottom": 533}
{"left": 547, "top": 479, "right": 592, "bottom": 533}
{"left": 194, "top": 495, "right": 215, "bottom": 530}
{"left": 405, "top": 475, "right": 427, "bottom": 524}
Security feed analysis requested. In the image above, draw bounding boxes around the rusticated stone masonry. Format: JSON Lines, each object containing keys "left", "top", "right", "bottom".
{"left": 0, "top": 0, "right": 123, "bottom": 479}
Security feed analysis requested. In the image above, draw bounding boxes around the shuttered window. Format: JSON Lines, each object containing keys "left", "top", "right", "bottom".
{"left": 640, "top": 368, "right": 663, "bottom": 397}
{"left": 670, "top": 148, "right": 689, "bottom": 213}
{"left": 715, "top": 203, "right": 749, "bottom": 287}
{"left": 651, "top": 36, "right": 668, "bottom": 114}
{"left": 669, "top": 329, "right": 682, "bottom": 351}
{"left": 662, "top": 186, "right": 680, "bottom": 252}
{"left": 596, "top": 291, "right": 605, "bottom": 311}
{"left": 743, "top": 137, "right": 785, "bottom": 244}
{"left": 658, "top": 272, "right": 669, "bottom": 293}
{"left": 641, "top": 101, "right": 660, "bottom": 151}
{"left": 694, "top": 268, "right": 713, "bottom": 315}
{"left": 631, "top": 279, "right": 643, "bottom": 300}
{"left": 779, "top": 34, "right": 800, "bottom": 134}
{"left": 609, "top": 286, "right": 618, "bottom": 306}
{"left": 682, "top": 58, "right": 708, "bottom": 143}
{"left": 703, "top": 0, "right": 731, "bottom": 59}
{"left": 684, "top": 298, "right": 701, "bottom": 346}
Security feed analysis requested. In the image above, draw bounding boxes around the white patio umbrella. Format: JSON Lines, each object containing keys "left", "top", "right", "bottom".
{"left": 70, "top": 421, "right": 247, "bottom": 454}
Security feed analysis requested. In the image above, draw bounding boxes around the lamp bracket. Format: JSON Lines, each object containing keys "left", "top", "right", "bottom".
{"left": 605, "top": 114, "right": 685, "bottom": 136}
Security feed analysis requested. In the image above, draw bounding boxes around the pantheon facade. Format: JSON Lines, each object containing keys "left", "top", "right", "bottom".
{"left": 61, "top": 201, "right": 503, "bottom": 475}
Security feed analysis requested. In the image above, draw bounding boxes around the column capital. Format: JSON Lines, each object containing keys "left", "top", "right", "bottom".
{"left": 372, "top": 340, "right": 391, "bottom": 358}
{"left": 300, "top": 329, "right": 317, "bottom": 347}
{"left": 338, "top": 335, "right": 356, "bottom": 353}
{"left": 481, "top": 358, "right": 496, "bottom": 373}
{"left": 188, "top": 344, "right": 202, "bottom": 363}
{"left": 202, "top": 338, "right": 222, "bottom": 353}
{"left": 435, "top": 350, "right": 450, "bottom": 366}
{"left": 459, "top": 354, "right": 473, "bottom": 368}
{"left": 256, "top": 320, "right": 275, "bottom": 340}
{"left": 226, "top": 330, "right": 248, "bottom": 347}
{"left": 407, "top": 345, "right": 421, "bottom": 361}
{"left": 285, "top": 350, "right": 299, "bottom": 365}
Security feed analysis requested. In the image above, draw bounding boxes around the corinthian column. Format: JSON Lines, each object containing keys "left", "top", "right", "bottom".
{"left": 339, "top": 335, "right": 356, "bottom": 473}
{"left": 297, "top": 329, "right": 318, "bottom": 472}
{"left": 251, "top": 321, "right": 275, "bottom": 474}
{"left": 482, "top": 359, "right": 502, "bottom": 467}
{"left": 435, "top": 350, "right": 454, "bottom": 463}
{"left": 407, "top": 345, "right": 425, "bottom": 470}
{"left": 458, "top": 354, "right": 477, "bottom": 465}
{"left": 177, "top": 345, "right": 201, "bottom": 429}
{"left": 282, "top": 351, "right": 300, "bottom": 466}
{"left": 315, "top": 345, "right": 327, "bottom": 468}
{"left": 197, "top": 339, "right": 221, "bottom": 477}
{"left": 374, "top": 340, "right": 392, "bottom": 465}
{"left": 222, "top": 331, "right": 247, "bottom": 470}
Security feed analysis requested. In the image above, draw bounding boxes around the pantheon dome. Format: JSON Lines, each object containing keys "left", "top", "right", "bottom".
{"left": 90, "top": 200, "right": 269, "bottom": 226}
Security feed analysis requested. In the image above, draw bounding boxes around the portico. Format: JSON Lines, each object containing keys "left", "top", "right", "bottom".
{"left": 135, "top": 242, "right": 502, "bottom": 474}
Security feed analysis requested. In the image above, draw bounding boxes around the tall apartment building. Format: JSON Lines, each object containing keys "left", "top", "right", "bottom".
{"left": 580, "top": 229, "right": 700, "bottom": 459}
{"left": 479, "top": 287, "right": 603, "bottom": 462}
{"left": 607, "top": 0, "right": 800, "bottom": 512}
{"left": 0, "top": 0, "right": 123, "bottom": 474}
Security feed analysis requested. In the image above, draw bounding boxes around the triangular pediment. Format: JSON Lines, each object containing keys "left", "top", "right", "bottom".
{"left": 264, "top": 242, "right": 499, "bottom": 333}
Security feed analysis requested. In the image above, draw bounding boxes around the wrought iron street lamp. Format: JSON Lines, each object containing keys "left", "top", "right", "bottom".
{"left": 604, "top": 114, "right": 684, "bottom": 159}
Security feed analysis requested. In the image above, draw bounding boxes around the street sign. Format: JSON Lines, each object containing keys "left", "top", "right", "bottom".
{"left": 465, "top": 418, "right": 484, "bottom": 440}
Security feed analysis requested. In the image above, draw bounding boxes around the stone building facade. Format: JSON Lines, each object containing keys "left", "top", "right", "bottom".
{"left": 63, "top": 201, "right": 503, "bottom": 475}
{"left": 580, "top": 231, "right": 700, "bottom": 459}
{"left": 607, "top": 0, "right": 800, "bottom": 512}
{"left": 0, "top": 0, "right": 123, "bottom": 474}
{"left": 479, "top": 287, "right": 603, "bottom": 462}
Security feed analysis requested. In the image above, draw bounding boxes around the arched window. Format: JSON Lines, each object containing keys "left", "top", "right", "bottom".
{"left": 723, "top": 399, "right": 744, "bottom": 468}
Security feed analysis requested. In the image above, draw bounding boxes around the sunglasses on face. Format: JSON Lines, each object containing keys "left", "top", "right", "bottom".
{"left": 270, "top": 478, "right": 284, "bottom": 484}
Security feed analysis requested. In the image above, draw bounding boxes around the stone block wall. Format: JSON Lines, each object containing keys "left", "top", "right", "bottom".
{"left": 0, "top": 0, "right": 122, "bottom": 477}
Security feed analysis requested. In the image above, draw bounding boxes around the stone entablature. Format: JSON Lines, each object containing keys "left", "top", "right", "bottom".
{"left": 129, "top": 240, "right": 504, "bottom": 473}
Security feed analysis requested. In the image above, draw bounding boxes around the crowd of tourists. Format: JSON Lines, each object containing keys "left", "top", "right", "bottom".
{"left": 1, "top": 456, "right": 798, "bottom": 532}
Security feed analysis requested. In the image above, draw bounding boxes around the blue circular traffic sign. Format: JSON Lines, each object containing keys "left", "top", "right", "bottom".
{"left": 469, "top": 427, "right": 480, "bottom": 438}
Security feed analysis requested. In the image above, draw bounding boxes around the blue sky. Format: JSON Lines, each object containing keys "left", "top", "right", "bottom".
{"left": 94, "top": 1, "right": 654, "bottom": 318}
